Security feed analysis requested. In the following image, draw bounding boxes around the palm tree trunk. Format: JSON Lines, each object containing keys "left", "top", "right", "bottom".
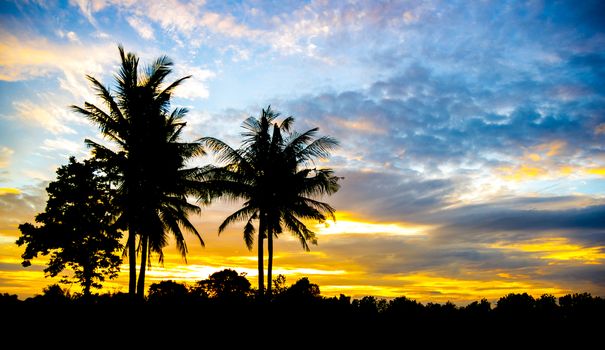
{"left": 267, "top": 227, "right": 273, "bottom": 298}
{"left": 258, "top": 212, "right": 265, "bottom": 298}
{"left": 137, "top": 235, "right": 148, "bottom": 297}
{"left": 128, "top": 231, "right": 137, "bottom": 297}
{"left": 83, "top": 263, "right": 92, "bottom": 299}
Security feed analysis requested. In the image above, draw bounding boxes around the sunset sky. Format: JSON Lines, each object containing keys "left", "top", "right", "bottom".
{"left": 1, "top": 0, "right": 604, "bottom": 304}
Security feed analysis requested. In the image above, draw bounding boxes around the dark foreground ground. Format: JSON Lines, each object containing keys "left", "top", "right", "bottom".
{"left": 1, "top": 290, "right": 602, "bottom": 347}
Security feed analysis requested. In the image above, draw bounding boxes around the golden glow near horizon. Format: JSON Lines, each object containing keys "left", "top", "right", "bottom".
{"left": 390, "top": 273, "right": 569, "bottom": 302}
{"left": 315, "top": 213, "right": 431, "bottom": 236}
{"left": 586, "top": 168, "right": 605, "bottom": 176}
{"left": 490, "top": 238, "right": 605, "bottom": 264}
{"left": 0, "top": 187, "right": 20, "bottom": 195}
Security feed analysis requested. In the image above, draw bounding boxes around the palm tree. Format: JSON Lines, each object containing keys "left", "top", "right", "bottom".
{"left": 131, "top": 107, "right": 206, "bottom": 296}
{"left": 72, "top": 46, "right": 204, "bottom": 297}
{"left": 200, "top": 106, "right": 340, "bottom": 297}
{"left": 264, "top": 123, "right": 341, "bottom": 297}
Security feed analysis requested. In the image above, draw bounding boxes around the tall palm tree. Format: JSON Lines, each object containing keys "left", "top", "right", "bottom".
{"left": 264, "top": 123, "right": 341, "bottom": 297}
{"left": 131, "top": 107, "right": 206, "bottom": 296}
{"left": 72, "top": 46, "right": 204, "bottom": 297}
{"left": 200, "top": 106, "right": 340, "bottom": 297}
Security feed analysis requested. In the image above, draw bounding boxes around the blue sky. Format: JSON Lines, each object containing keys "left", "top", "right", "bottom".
{"left": 0, "top": 0, "right": 604, "bottom": 302}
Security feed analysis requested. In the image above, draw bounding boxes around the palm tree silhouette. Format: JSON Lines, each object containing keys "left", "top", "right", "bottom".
{"left": 72, "top": 46, "right": 205, "bottom": 297}
{"left": 200, "top": 106, "right": 340, "bottom": 297}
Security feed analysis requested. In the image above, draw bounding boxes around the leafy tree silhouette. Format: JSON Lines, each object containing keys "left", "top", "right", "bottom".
{"left": 148, "top": 280, "right": 190, "bottom": 304}
{"left": 194, "top": 269, "right": 251, "bottom": 301}
{"left": 559, "top": 292, "right": 605, "bottom": 321}
{"left": 271, "top": 274, "right": 288, "bottom": 296}
{"left": 463, "top": 298, "right": 491, "bottom": 322}
{"left": 284, "top": 277, "right": 320, "bottom": 300}
{"left": 496, "top": 292, "right": 536, "bottom": 317}
{"left": 72, "top": 46, "right": 205, "bottom": 297}
{"left": 0, "top": 293, "right": 20, "bottom": 306}
{"left": 16, "top": 157, "right": 122, "bottom": 297}
{"left": 200, "top": 106, "right": 340, "bottom": 297}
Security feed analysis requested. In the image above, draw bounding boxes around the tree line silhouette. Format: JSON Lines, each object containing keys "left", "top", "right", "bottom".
{"left": 2, "top": 271, "right": 603, "bottom": 335}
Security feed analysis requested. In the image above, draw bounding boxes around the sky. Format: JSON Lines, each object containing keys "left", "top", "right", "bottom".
{"left": 0, "top": 0, "right": 604, "bottom": 304}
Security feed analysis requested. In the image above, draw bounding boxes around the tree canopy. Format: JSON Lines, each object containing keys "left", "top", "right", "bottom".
{"left": 16, "top": 157, "right": 122, "bottom": 296}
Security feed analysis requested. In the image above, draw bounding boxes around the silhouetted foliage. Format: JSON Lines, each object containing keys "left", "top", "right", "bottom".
{"left": 41, "top": 284, "right": 71, "bottom": 300}
{"left": 282, "top": 277, "right": 320, "bottom": 301}
{"left": 496, "top": 292, "right": 536, "bottom": 317}
{"left": 16, "top": 157, "right": 122, "bottom": 297}
{"left": 200, "top": 106, "right": 340, "bottom": 296}
{"left": 23, "top": 284, "right": 72, "bottom": 305}
{"left": 1, "top": 273, "right": 603, "bottom": 344}
{"left": 353, "top": 296, "right": 383, "bottom": 316}
{"left": 535, "top": 294, "right": 558, "bottom": 318}
{"left": 463, "top": 298, "right": 492, "bottom": 321}
{"left": 559, "top": 292, "right": 605, "bottom": 321}
{"left": 194, "top": 269, "right": 251, "bottom": 301}
{"left": 385, "top": 296, "right": 424, "bottom": 319}
{"left": 72, "top": 46, "right": 205, "bottom": 297}
{"left": 148, "top": 280, "right": 190, "bottom": 304}
{"left": 0, "top": 293, "right": 20, "bottom": 306}
{"left": 271, "top": 274, "right": 288, "bottom": 296}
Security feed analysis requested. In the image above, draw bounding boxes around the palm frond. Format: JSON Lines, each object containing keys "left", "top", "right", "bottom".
{"left": 116, "top": 45, "right": 139, "bottom": 92}
{"left": 243, "top": 213, "right": 257, "bottom": 250}
{"left": 72, "top": 103, "right": 126, "bottom": 147}
{"left": 300, "top": 168, "right": 341, "bottom": 197}
{"left": 296, "top": 135, "right": 339, "bottom": 162}
{"left": 218, "top": 205, "right": 257, "bottom": 234}
{"left": 282, "top": 213, "right": 317, "bottom": 251}
{"left": 157, "top": 75, "right": 191, "bottom": 105}
{"left": 283, "top": 128, "right": 319, "bottom": 156}
{"left": 280, "top": 116, "right": 294, "bottom": 133}
{"left": 144, "top": 54, "right": 173, "bottom": 90}
{"left": 298, "top": 197, "right": 336, "bottom": 221}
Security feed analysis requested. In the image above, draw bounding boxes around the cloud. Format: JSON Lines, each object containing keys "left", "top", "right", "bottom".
{"left": 126, "top": 16, "right": 155, "bottom": 40}
{"left": 73, "top": 0, "right": 259, "bottom": 43}
{"left": 12, "top": 99, "right": 77, "bottom": 135}
{"left": 57, "top": 30, "right": 80, "bottom": 43}
{"left": 174, "top": 66, "right": 215, "bottom": 100}
{"left": 40, "top": 137, "right": 87, "bottom": 157}
{"left": 0, "top": 30, "right": 116, "bottom": 101}
{"left": 0, "top": 146, "right": 13, "bottom": 168}
{"left": 68, "top": 0, "right": 107, "bottom": 27}
{"left": 0, "top": 183, "right": 47, "bottom": 232}
{"left": 328, "top": 169, "right": 457, "bottom": 222}
{"left": 285, "top": 56, "right": 603, "bottom": 184}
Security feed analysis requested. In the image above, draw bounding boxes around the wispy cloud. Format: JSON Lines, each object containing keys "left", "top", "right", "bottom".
{"left": 0, "top": 147, "right": 13, "bottom": 168}
{"left": 0, "top": 30, "right": 115, "bottom": 101}
{"left": 40, "top": 137, "right": 86, "bottom": 157}
{"left": 126, "top": 16, "right": 155, "bottom": 40}
{"left": 12, "top": 99, "right": 77, "bottom": 135}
